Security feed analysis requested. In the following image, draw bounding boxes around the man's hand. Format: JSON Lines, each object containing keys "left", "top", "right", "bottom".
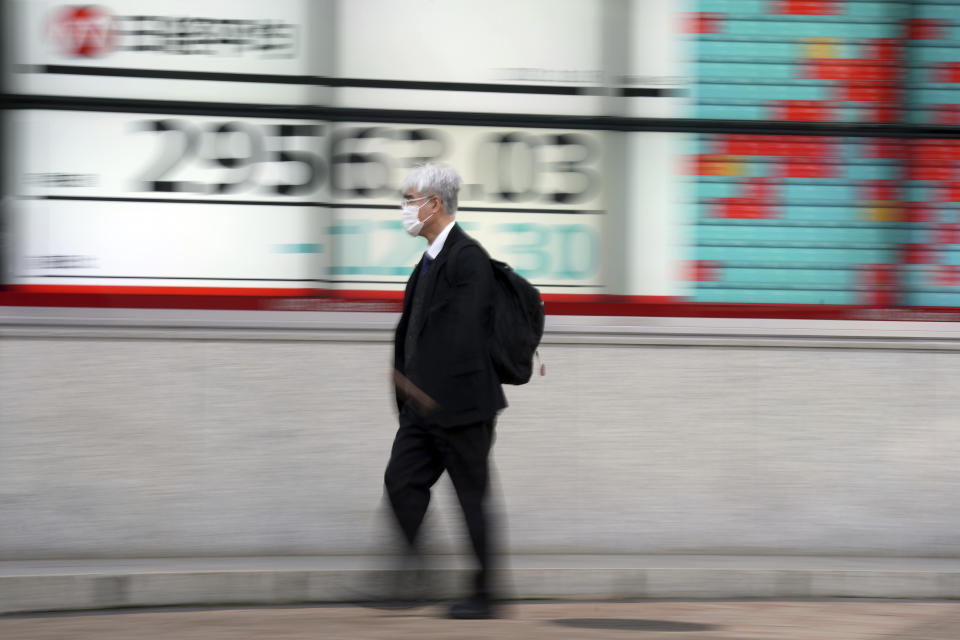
{"left": 393, "top": 369, "right": 439, "bottom": 416}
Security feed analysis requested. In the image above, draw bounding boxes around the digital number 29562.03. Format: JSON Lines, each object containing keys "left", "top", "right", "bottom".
{"left": 133, "top": 119, "right": 325, "bottom": 196}
{"left": 132, "top": 120, "right": 602, "bottom": 205}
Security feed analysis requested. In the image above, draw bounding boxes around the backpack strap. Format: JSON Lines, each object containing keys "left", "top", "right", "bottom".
{"left": 443, "top": 237, "right": 484, "bottom": 287}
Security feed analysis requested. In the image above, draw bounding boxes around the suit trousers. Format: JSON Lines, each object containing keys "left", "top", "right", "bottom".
{"left": 384, "top": 407, "right": 496, "bottom": 600}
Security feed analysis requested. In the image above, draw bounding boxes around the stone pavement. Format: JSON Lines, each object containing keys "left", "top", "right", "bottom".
{"left": 6, "top": 555, "right": 960, "bottom": 614}
{"left": 3, "top": 600, "right": 960, "bottom": 640}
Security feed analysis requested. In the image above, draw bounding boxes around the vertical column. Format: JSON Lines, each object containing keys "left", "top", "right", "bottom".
{"left": 620, "top": 0, "right": 688, "bottom": 300}
{"left": 307, "top": 0, "right": 337, "bottom": 292}
{"left": 0, "top": 0, "right": 8, "bottom": 290}
{"left": 598, "top": 0, "right": 632, "bottom": 298}
{"left": 308, "top": 0, "right": 336, "bottom": 108}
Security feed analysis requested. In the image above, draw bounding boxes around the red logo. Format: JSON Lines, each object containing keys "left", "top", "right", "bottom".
{"left": 48, "top": 6, "right": 114, "bottom": 57}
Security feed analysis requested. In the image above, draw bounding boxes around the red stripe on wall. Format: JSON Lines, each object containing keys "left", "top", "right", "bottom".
{"left": 5, "top": 290, "right": 960, "bottom": 322}
{"left": 9, "top": 285, "right": 316, "bottom": 296}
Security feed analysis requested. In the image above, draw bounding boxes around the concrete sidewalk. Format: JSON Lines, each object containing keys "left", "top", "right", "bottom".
{"left": 3, "top": 600, "right": 960, "bottom": 640}
{"left": 4, "top": 555, "right": 960, "bottom": 615}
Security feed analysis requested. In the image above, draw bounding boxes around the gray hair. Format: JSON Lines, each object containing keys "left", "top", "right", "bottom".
{"left": 401, "top": 163, "right": 461, "bottom": 216}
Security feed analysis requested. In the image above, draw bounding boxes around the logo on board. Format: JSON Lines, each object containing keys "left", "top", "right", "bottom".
{"left": 47, "top": 5, "right": 299, "bottom": 59}
{"left": 48, "top": 5, "right": 114, "bottom": 58}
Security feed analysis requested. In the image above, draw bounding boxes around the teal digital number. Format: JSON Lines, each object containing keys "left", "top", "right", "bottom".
{"left": 494, "top": 222, "right": 597, "bottom": 281}
{"left": 329, "top": 219, "right": 421, "bottom": 277}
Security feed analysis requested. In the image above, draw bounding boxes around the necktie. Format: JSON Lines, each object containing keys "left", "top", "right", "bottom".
{"left": 420, "top": 254, "right": 433, "bottom": 276}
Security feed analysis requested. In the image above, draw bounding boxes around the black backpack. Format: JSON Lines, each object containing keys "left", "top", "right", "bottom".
{"left": 446, "top": 239, "right": 545, "bottom": 385}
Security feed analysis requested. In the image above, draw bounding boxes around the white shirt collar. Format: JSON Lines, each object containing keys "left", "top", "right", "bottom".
{"left": 426, "top": 220, "right": 456, "bottom": 259}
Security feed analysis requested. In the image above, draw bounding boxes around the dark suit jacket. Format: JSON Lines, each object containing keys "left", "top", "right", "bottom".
{"left": 394, "top": 223, "right": 507, "bottom": 427}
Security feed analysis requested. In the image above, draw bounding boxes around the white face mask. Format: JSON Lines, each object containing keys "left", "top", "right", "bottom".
{"left": 401, "top": 196, "right": 434, "bottom": 237}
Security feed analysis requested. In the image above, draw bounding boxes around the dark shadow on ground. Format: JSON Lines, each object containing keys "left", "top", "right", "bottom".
{"left": 552, "top": 618, "right": 718, "bottom": 632}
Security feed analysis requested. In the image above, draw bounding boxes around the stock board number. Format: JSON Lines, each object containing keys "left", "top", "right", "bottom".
{"left": 332, "top": 127, "right": 600, "bottom": 204}
{"left": 133, "top": 119, "right": 323, "bottom": 196}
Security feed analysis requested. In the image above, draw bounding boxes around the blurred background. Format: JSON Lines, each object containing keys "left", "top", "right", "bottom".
{"left": 2, "top": 0, "right": 960, "bottom": 612}
{"left": 5, "top": 0, "right": 960, "bottom": 312}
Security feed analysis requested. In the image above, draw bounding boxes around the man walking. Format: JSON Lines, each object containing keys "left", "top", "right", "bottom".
{"left": 385, "top": 163, "right": 506, "bottom": 619}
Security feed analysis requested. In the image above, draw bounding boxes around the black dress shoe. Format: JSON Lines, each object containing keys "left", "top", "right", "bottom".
{"left": 447, "top": 597, "right": 495, "bottom": 619}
